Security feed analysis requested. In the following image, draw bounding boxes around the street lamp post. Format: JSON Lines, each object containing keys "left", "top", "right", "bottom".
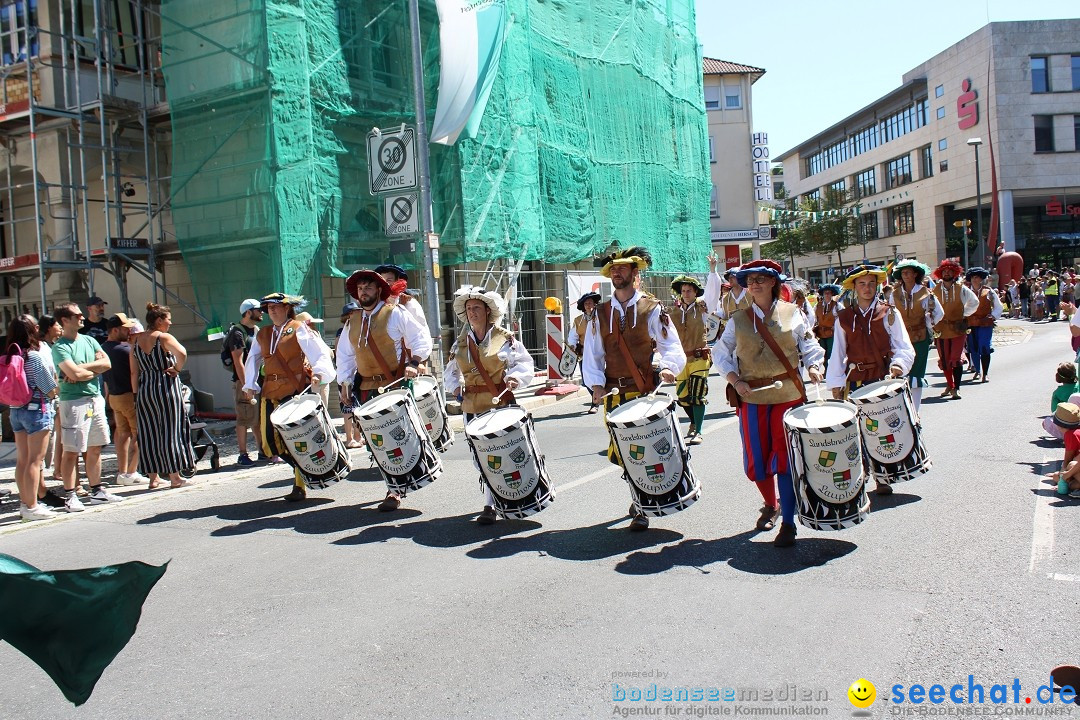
{"left": 967, "top": 138, "right": 984, "bottom": 268}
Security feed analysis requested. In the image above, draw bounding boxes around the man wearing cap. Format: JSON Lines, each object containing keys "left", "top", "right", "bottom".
{"left": 446, "top": 286, "right": 535, "bottom": 524}
{"left": 336, "top": 270, "right": 433, "bottom": 511}
{"left": 375, "top": 264, "right": 427, "bottom": 328}
{"left": 964, "top": 267, "right": 1003, "bottom": 383}
{"left": 714, "top": 259, "right": 824, "bottom": 547}
{"left": 930, "top": 260, "right": 980, "bottom": 400}
{"left": 101, "top": 314, "right": 147, "bottom": 486}
{"left": 242, "top": 293, "right": 336, "bottom": 501}
{"left": 582, "top": 246, "right": 685, "bottom": 531}
{"left": 826, "top": 265, "right": 915, "bottom": 401}
{"left": 813, "top": 283, "right": 843, "bottom": 374}
{"left": 669, "top": 275, "right": 711, "bottom": 444}
{"left": 226, "top": 300, "right": 263, "bottom": 466}
{"left": 891, "top": 260, "right": 943, "bottom": 414}
{"left": 79, "top": 296, "right": 109, "bottom": 345}
{"left": 566, "top": 291, "right": 601, "bottom": 413}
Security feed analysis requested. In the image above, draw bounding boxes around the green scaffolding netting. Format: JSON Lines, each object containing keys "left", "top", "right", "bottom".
{"left": 160, "top": 0, "right": 708, "bottom": 328}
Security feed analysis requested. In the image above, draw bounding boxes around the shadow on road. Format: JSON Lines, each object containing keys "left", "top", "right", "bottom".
{"left": 464, "top": 518, "right": 683, "bottom": 562}
{"left": 210, "top": 501, "right": 419, "bottom": 537}
{"left": 868, "top": 491, "right": 922, "bottom": 512}
{"left": 1029, "top": 437, "right": 1062, "bottom": 450}
{"left": 333, "top": 512, "right": 542, "bottom": 549}
{"left": 1029, "top": 486, "right": 1080, "bottom": 508}
{"left": 137, "top": 496, "right": 334, "bottom": 525}
{"left": 614, "top": 529, "right": 857, "bottom": 576}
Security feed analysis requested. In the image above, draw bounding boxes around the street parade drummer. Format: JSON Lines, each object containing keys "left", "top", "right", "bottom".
{"left": 444, "top": 286, "right": 535, "bottom": 525}
{"left": 566, "top": 291, "right": 601, "bottom": 414}
{"left": 582, "top": 246, "right": 685, "bottom": 531}
{"left": 242, "top": 293, "right": 336, "bottom": 502}
{"left": 713, "top": 259, "right": 824, "bottom": 548}
{"left": 890, "top": 259, "right": 943, "bottom": 414}
{"left": 668, "top": 275, "right": 711, "bottom": 446}
{"left": 336, "top": 268, "right": 432, "bottom": 512}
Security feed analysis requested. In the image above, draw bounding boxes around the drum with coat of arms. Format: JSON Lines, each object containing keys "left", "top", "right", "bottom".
{"left": 353, "top": 389, "right": 442, "bottom": 495}
{"left": 848, "top": 378, "right": 932, "bottom": 485}
{"left": 465, "top": 406, "right": 555, "bottom": 519}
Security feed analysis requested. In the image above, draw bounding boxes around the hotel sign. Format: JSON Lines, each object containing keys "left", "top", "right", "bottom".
{"left": 751, "top": 132, "right": 772, "bottom": 202}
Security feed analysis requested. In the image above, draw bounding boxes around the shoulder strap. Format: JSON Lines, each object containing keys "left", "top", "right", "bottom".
{"left": 467, "top": 333, "right": 501, "bottom": 397}
{"left": 362, "top": 308, "right": 399, "bottom": 379}
{"left": 746, "top": 307, "right": 806, "bottom": 401}
{"left": 268, "top": 321, "right": 306, "bottom": 395}
{"left": 610, "top": 312, "right": 648, "bottom": 394}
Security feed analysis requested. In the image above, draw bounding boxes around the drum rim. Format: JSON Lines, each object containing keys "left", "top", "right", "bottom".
{"left": 269, "top": 395, "right": 323, "bottom": 423}
{"left": 606, "top": 394, "right": 677, "bottom": 428}
{"left": 355, "top": 388, "right": 414, "bottom": 418}
{"left": 465, "top": 405, "right": 528, "bottom": 437}
{"left": 848, "top": 378, "right": 907, "bottom": 401}
{"left": 783, "top": 400, "right": 858, "bottom": 431}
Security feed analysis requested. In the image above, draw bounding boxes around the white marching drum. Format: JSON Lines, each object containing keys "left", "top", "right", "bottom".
{"left": 269, "top": 393, "right": 350, "bottom": 489}
{"left": 783, "top": 400, "right": 869, "bottom": 530}
{"left": 465, "top": 406, "right": 555, "bottom": 519}
{"left": 410, "top": 376, "right": 454, "bottom": 452}
{"left": 353, "top": 389, "right": 442, "bottom": 496}
{"left": 605, "top": 394, "right": 700, "bottom": 517}
{"left": 848, "top": 379, "right": 932, "bottom": 486}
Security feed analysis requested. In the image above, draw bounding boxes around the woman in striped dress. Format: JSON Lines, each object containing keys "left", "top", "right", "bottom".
{"left": 133, "top": 303, "right": 194, "bottom": 488}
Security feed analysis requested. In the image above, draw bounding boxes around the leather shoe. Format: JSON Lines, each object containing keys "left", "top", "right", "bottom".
{"left": 587, "top": 404, "right": 599, "bottom": 414}
{"left": 773, "top": 522, "right": 797, "bottom": 548}
{"left": 875, "top": 482, "right": 893, "bottom": 496}
{"left": 629, "top": 513, "right": 650, "bottom": 531}
{"left": 755, "top": 504, "right": 779, "bottom": 531}
{"left": 284, "top": 486, "right": 307, "bottom": 502}
{"left": 378, "top": 493, "right": 401, "bottom": 512}
{"left": 476, "top": 506, "right": 498, "bottom": 525}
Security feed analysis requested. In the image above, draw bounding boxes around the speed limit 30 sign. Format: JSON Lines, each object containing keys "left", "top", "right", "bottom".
{"left": 367, "top": 126, "right": 417, "bottom": 195}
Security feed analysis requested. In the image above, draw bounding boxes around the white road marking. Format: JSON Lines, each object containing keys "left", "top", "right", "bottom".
{"left": 1029, "top": 452, "right": 1056, "bottom": 576}
{"left": 1049, "top": 573, "right": 1080, "bottom": 583}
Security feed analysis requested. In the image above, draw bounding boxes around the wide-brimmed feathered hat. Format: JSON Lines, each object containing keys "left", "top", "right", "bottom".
{"left": 598, "top": 246, "right": 652, "bottom": 278}
{"left": 374, "top": 264, "right": 408, "bottom": 281}
{"left": 346, "top": 269, "right": 392, "bottom": 302}
{"left": 840, "top": 264, "right": 889, "bottom": 291}
{"left": 733, "top": 259, "right": 786, "bottom": 288}
{"left": 965, "top": 266, "right": 990, "bottom": 281}
{"left": 932, "top": 259, "right": 964, "bottom": 280}
{"left": 819, "top": 283, "right": 842, "bottom": 296}
{"left": 259, "top": 292, "right": 307, "bottom": 310}
{"left": 891, "top": 259, "right": 931, "bottom": 283}
{"left": 453, "top": 285, "right": 505, "bottom": 325}
{"left": 576, "top": 291, "right": 602, "bottom": 312}
{"left": 670, "top": 275, "right": 704, "bottom": 297}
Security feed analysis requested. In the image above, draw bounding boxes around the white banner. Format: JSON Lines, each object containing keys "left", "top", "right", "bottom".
{"left": 566, "top": 273, "right": 608, "bottom": 321}
{"left": 431, "top": 0, "right": 507, "bottom": 145}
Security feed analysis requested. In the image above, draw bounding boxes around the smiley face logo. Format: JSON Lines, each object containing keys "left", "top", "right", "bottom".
{"left": 847, "top": 678, "right": 876, "bottom": 709}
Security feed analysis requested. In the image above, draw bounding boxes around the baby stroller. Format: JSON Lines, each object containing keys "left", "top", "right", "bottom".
{"left": 180, "top": 383, "right": 220, "bottom": 478}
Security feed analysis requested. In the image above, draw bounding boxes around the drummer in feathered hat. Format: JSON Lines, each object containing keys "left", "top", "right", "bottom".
{"left": 930, "top": 259, "right": 980, "bottom": 400}
{"left": 336, "top": 268, "right": 433, "bottom": 511}
{"left": 445, "top": 286, "right": 535, "bottom": 525}
{"left": 891, "top": 259, "right": 943, "bottom": 413}
{"left": 582, "top": 246, "right": 685, "bottom": 531}
{"left": 242, "top": 293, "right": 336, "bottom": 501}
{"left": 813, "top": 283, "right": 843, "bottom": 374}
{"left": 374, "top": 263, "right": 427, "bottom": 328}
{"left": 826, "top": 265, "right": 914, "bottom": 392}
{"left": 963, "top": 266, "right": 1003, "bottom": 383}
{"left": 714, "top": 259, "right": 824, "bottom": 547}
{"left": 566, "top": 291, "right": 602, "bottom": 414}
{"left": 669, "top": 275, "right": 711, "bottom": 445}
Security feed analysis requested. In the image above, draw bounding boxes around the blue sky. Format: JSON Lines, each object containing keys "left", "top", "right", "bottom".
{"left": 693, "top": 1, "right": 1071, "bottom": 157}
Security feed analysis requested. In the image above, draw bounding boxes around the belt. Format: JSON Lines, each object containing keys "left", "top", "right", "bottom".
{"left": 744, "top": 374, "right": 787, "bottom": 389}
{"left": 848, "top": 362, "right": 882, "bottom": 372}
{"left": 264, "top": 373, "right": 301, "bottom": 382}
{"left": 606, "top": 375, "right": 639, "bottom": 389}
{"left": 691, "top": 347, "right": 710, "bottom": 359}
{"left": 464, "top": 383, "right": 506, "bottom": 392}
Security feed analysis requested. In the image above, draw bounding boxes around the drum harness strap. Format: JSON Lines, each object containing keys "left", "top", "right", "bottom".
{"left": 268, "top": 320, "right": 307, "bottom": 396}
{"left": 747, "top": 307, "right": 806, "bottom": 402}
{"left": 467, "top": 333, "right": 513, "bottom": 405}
{"left": 607, "top": 307, "right": 651, "bottom": 395}
{"left": 363, "top": 324, "right": 405, "bottom": 384}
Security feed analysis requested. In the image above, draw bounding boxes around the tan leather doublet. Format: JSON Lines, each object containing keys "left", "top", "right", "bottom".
{"left": 457, "top": 325, "right": 513, "bottom": 415}
{"left": 836, "top": 303, "right": 893, "bottom": 385}
{"left": 732, "top": 302, "right": 803, "bottom": 405}
{"left": 348, "top": 304, "right": 405, "bottom": 390}
{"left": 670, "top": 300, "right": 708, "bottom": 354}
{"left": 599, "top": 295, "right": 660, "bottom": 392}
{"left": 968, "top": 287, "right": 995, "bottom": 327}
{"left": 932, "top": 283, "right": 966, "bottom": 339}
{"left": 893, "top": 283, "right": 932, "bottom": 343}
{"left": 257, "top": 320, "right": 310, "bottom": 401}
{"left": 814, "top": 301, "right": 838, "bottom": 339}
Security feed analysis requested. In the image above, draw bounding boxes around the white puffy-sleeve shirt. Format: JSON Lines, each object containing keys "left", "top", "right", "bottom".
{"left": 243, "top": 322, "right": 336, "bottom": 394}
{"left": 444, "top": 326, "right": 535, "bottom": 398}
{"left": 581, "top": 291, "right": 687, "bottom": 389}
{"left": 335, "top": 302, "right": 433, "bottom": 384}
{"left": 825, "top": 302, "right": 916, "bottom": 389}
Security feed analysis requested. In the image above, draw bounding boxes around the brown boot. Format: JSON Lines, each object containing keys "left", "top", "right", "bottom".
{"left": 774, "top": 522, "right": 797, "bottom": 548}
{"left": 377, "top": 493, "right": 401, "bottom": 512}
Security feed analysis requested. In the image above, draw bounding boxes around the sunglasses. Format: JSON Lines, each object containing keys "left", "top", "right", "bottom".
{"left": 745, "top": 276, "right": 772, "bottom": 285}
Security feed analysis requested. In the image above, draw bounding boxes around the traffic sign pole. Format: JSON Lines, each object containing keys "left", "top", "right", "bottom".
{"left": 408, "top": 0, "right": 444, "bottom": 373}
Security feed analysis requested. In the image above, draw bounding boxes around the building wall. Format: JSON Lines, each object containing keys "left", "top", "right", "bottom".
{"left": 705, "top": 73, "right": 756, "bottom": 235}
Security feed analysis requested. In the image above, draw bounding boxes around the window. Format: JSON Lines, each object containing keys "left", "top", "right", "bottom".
{"left": 1073, "top": 56, "right": 1080, "bottom": 92}
{"left": 724, "top": 83, "right": 742, "bottom": 109}
{"left": 829, "top": 179, "right": 846, "bottom": 194}
{"left": 704, "top": 85, "right": 720, "bottom": 110}
{"left": 920, "top": 146, "right": 933, "bottom": 179}
{"left": 804, "top": 189, "right": 821, "bottom": 210}
{"left": 710, "top": 186, "right": 718, "bottom": 217}
{"left": 935, "top": 84, "right": 944, "bottom": 98}
{"left": 1035, "top": 115, "right": 1055, "bottom": 152}
{"left": 885, "top": 154, "right": 912, "bottom": 189}
{"left": 938, "top": 138, "right": 948, "bottom": 151}
{"left": 1032, "top": 57, "right": 1050, "bottom": 93}
{"left": 709, "top": 136, "right": 715, "bottom": 162}
{"left": 803, "top": 99, "right": 927, "bottom": 177}
{"left": 936, "top": 106, "right": 946, "bottom": 120}
{"left": 854, "top": 168, "right": 876, "bottom": 199}
{"left": 1075, "top": 116, "right": 1080, "bottom": 153}
{"left": 861, "top": 212, "right": 879, "bottom": 241}
{"left": 939, "top": 159, "right": 949, "bottom": 172}
{"left": 887, "top": 203, "right": 915, "bottom": 236}
{"left": 0, "top": 0, "right": 39, "bottom": 66}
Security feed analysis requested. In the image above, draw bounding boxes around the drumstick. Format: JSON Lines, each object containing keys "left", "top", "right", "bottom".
{"left": 493, "top": 385, "right": 515, "bottom": 404}
{"left": 748, "top": 380, "right": 783, "bottom": 393}
{"left": 600, "top": 388, "right": 621, "bottom": 400}
{"left": 376, "top": 376, "right": 409, "bottom": 394}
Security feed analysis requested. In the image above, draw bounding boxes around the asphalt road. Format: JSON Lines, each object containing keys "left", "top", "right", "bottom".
{"left": 1, "top": 318, "right": 1075, "bottom": 719}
